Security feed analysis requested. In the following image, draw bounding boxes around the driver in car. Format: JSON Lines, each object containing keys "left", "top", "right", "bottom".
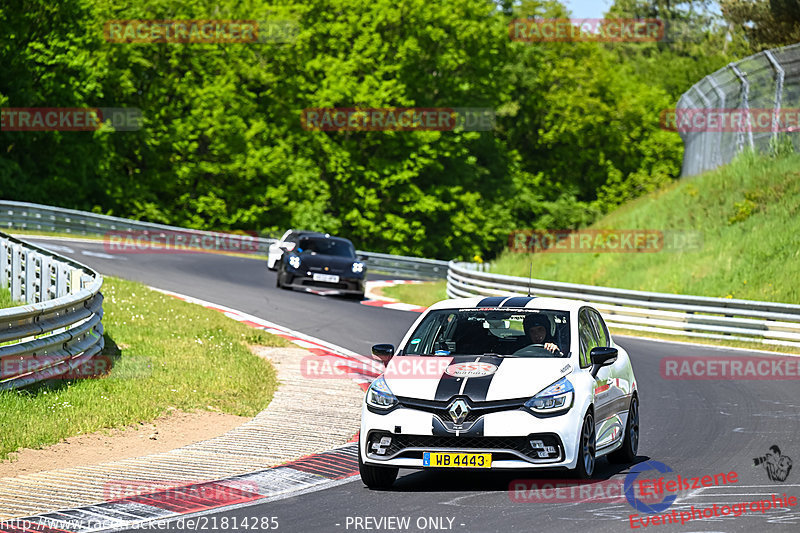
{"left": 521, "top": 313, "right": 561, "bottom": 354}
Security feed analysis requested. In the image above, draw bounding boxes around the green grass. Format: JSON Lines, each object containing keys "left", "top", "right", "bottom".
{"left": 0, "top": 276, "right": 290, "bottom": 461}
{"left": 491, "top": 151, "right": 800, "bottom": 304}
{"left": 380, "top": 281, "right": 448, "bottom": 308}
{"left": 0, "top": 287, "right": 21, "bottom": 309}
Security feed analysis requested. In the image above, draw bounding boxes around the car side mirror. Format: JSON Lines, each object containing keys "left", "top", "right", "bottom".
{"left": 358, "top": 254, "right": 369, "bottom": 262}
{"left": 590, "top": 347, "right": 618, "bottom": 378}
{"left": 372, "top": 344, "right": 395, "bottom": 366}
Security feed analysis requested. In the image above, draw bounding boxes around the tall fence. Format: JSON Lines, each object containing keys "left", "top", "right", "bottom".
{"left": 0, "top": 201, "right": 449, "bottom": 279}
{"left": 0, "top": 232, "right": 104, "bottom": 390}
{"left": 677, "top": 42, "right": 800, "bottom": 177}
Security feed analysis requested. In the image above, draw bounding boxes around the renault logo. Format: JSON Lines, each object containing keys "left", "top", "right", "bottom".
{"left": 448, "top": 399, "right": 470, "bottom": 425}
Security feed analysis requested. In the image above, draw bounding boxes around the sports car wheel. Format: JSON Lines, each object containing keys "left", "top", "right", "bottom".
{"left": 574, "top": 411, "right": 596, "bottom": 479}
{"left": 609, "top": 396, "right": 639, "bottom": 464}
{"left": 359, "top": 451, "right": 398, "bottom": 489}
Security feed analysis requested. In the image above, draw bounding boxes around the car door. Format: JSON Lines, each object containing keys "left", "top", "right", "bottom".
{"left": 586, "top": 308, "right": 626, "bottom": 450}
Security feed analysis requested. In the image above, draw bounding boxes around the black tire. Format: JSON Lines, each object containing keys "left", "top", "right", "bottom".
{"left": 574, "top": 411, "right": 596, "bottom": 479}
{"left": 276, "top": 272, "right": 292, "bottom": 290}
{"left": 609, "top": 396, "right": 639, "bottom": 464}
{"left": 275, "top": 271, "right": 282, "bottom": 288}
{"left": 359, "top": 450, "right": 398, "bottom": 489}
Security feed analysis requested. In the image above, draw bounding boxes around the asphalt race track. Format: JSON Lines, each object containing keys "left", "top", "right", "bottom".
{"left": 26, "top": 237, "right": 800, "bottom": 533}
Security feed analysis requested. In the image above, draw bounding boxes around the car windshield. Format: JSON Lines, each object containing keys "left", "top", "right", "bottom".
{"left": 297, "top": 237, "right": 355, "bottom": 258}
{"left": 404, "top": 309, "right": 571, "bottom": 358}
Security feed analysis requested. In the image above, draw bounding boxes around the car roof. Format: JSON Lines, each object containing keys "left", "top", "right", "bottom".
{"left": 426, "top": 296, "right": 589, "bottom": 313}
{"left": 298, "top": 234, "right": 354, "bottom": 245}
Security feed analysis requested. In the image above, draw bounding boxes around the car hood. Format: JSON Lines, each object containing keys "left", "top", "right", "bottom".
{"left": 383, "top": 355, "right": 574, "bottom": 402}
{"left": 298, "top": 253, "right": 358, "bottom": 272}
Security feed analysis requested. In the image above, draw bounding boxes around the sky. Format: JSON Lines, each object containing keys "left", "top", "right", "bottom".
{"left": 563, "top": 0, "right": 614, "bottom": 18}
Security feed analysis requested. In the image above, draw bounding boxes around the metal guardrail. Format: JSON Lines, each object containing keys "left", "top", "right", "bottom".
{"left": 677, "top": 42, "right": 800, "bottom": 177}
{"left": 0, "top": 231, "right": 104, "bottom": 390}
{"left": 447, "top": 262, "right": 800, "bottom": 349}
{"left": 0, "top": 201, "right": 448, "bottom": 279}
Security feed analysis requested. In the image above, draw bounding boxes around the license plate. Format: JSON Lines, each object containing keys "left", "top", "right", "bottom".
{"left": 423, "top": 452, "right": 492, "bottom": 468}
{"left": 312, "top": 273, "right": 339, "bottom": 283}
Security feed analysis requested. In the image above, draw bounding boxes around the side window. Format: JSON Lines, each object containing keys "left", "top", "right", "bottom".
{"left": 589, "top": 309, "right": 609, "bottom": 348}
{"left": 578, "top": 310, "right": 596, "bottom": 368}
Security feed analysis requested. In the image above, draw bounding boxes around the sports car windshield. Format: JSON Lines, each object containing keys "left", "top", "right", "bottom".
{"left": 297, "top": 237, "right": 356, "bottom": 257}
{"left": 404, "top": 309, "right": 571, "bottom": 358}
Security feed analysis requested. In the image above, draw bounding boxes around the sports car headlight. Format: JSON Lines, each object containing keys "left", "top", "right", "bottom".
{"left": 352, "top": 262, "right": 365, "bottom": 273}
{"left": 288, "top": 255, "right": 301, "bottom": 269}
{"left": 365, "top": 376, "right": 398, "bottom": 410}
{"left": 525, "top": 377, "right": 574, "bottom": 414}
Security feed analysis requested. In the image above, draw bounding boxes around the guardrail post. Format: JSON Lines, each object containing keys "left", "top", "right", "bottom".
{"left": 0, "top": 242, "right": 8, "bottom": 289}
{"left": 40, "top": 256, "right": 51, "bottom": 302}
{"left": 70, "top": 268, "right": 82, "bottom": 294}
{"left": 25, "top": 251, "right": 37, "bottom": 303}
{"left": 10, "top": 244, "right": 22, "bottom": 301}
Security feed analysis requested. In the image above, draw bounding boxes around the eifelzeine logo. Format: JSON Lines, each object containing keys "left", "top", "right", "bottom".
{"left": 301, "top": 108, "right": 495, "bottom": 132}
{"left": 104, "top": 20, "right": 259, "bottom": 43}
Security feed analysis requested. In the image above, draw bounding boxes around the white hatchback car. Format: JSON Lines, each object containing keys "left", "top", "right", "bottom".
{"left": 359, "top": 296, "right": 639, "bottom": 488}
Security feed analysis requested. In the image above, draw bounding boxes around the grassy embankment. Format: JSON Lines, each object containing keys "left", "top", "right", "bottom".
{"left": 0, "top": 277, "right": 289, "bottom": 461}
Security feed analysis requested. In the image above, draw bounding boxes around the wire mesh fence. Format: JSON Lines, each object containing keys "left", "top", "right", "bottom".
{"left": 677, "top": 42, "right": 800, "bottom": 177}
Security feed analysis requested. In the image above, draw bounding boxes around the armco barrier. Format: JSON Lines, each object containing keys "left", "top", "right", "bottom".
{"left": 0, "top": 201, "right": 448, "bottom": 279}
{"left": 0, "top": 231, "right": 104, "bottom": 390}
{"left": 447, "top": 261, "right": 800, "bottom": 349}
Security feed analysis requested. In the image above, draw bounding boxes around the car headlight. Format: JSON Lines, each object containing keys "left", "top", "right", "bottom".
{"left": 524, "top": 377, "right": 574, "bottom": 414}
{"left": 352, "top": 262, "right": 365, "bottom": 273}
{"left": 288, "top": 255, "right": 301, "bottom": 269}
{"left": 365, "top": 376, "right": 398, "bottom": 410}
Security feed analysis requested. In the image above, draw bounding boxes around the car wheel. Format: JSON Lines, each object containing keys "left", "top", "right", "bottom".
{"left": 275, "top": 271, "right": 282, "bottom": 288}
{"left": 609, "top": 396, "right": 639, "bottom": 464}
{"left": 358, "top": 450, "right": 398, "bottom": 489}
{"left": 574, "top": 411, "right": 596, "bottom": 479}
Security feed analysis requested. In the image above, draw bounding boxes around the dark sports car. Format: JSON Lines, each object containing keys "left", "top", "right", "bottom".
{"left": 275, "top": 234, "right": 366, "bottom": 298}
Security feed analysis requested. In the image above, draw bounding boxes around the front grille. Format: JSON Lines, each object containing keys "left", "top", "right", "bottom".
{"left": 367, "top": 432, "right": 563, "bottom": 462}
{"left": 398, "top": 396, "right": 527, "bottom": 424}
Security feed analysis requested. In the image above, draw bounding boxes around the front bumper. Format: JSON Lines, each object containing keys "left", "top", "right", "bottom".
{"left": 282, "top": 272, "right": 365, "bottom": 295}
{"left": 359, "top": 403, "right": 582, "bottom": 470}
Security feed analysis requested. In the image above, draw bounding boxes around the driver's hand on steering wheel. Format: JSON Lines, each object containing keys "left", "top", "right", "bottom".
{"left": 544, "top": 342, "right": 559, "bottom": 353}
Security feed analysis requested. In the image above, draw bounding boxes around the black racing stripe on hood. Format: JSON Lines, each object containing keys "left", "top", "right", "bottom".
{"left": 432, "top": 355, "right": 481, "bottom": 402}
{"left": 476, "top": 297, "right": 506, "bottom": 307}
{"left": 460, "top": 355, "right": 504, "bottom": 402}
{"left": 501, "top": 296, "right": 536, "bottom": 307}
